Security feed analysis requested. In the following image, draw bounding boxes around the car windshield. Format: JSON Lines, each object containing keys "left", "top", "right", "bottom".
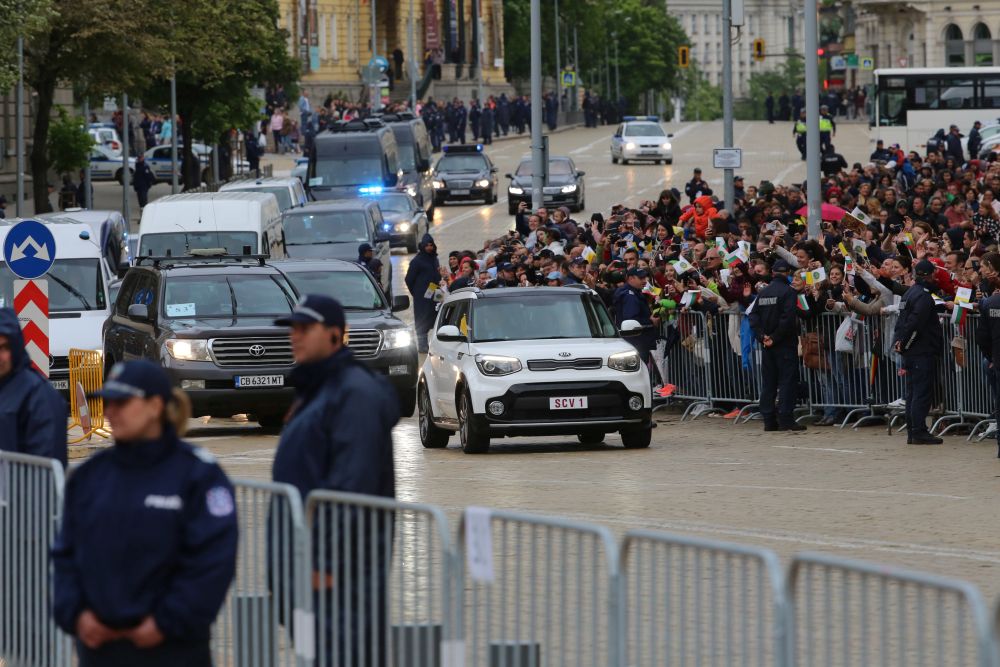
{"left": 312, "top": 156, "right": 383, "bottom": 187}
{"left": 375, "top": 194, "right": 414, "bottom": 213}
{"left": 397, "top": 143, "right": 416, "bottom": 171}
{"left": 139, "top": 232, "right": 258, "bottom": 257}
{"left": 469, "top": 293, "right": 617, "bottom": 342}
{"left": 0, "top": 259, "right": 106, "bottom": 312}
{"left": 624, "top": 124, "right": 666, "bottom": 137}
{"left": 162, "top": 274, "right": 295, "bottom": 319}
{"left": 437, "top": 155, "right": 487, "bottom": 172}
{"left": 283, "top": 211, "right": 369, "bottom": 245}
{"left": 515, "top": 159, "right": 572, "bottom": 176}
{"left": 230, "top": 186, "right": 291, "bottom": 211}
{"left": 282, "top": 270, "right": 386, "bottom": 310}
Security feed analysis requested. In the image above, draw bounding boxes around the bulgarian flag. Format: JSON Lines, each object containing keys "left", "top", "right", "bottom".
{"left": 796, "top": 294, "right": 810, "bottom": 311}
{"left": 869, "top": 354, "right": 878, "bottom": 387}
{"left": 951, "top": 303, "right": 970, "bottom": 327}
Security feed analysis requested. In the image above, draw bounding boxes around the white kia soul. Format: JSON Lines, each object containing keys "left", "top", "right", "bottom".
{"left": 418, "top": 286, "right": 653, "bottom": 453}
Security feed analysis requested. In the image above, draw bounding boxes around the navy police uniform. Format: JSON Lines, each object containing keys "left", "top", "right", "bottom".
{"left": 52, "top": 361, "right": 238, "bottom": 667}
{"left": 271, "top": 296, "right": 399, "bottom": 667}
{"left": 892, "top": 261, "right": 944, "bottom": 444}
{"left": 975, "top": 291, "right": 1000, "bottom": 456}
{"left": 747, "top": 261, "right": 804, "bottom": 431}
{"left": 405, "top": 234, "right": 442, "bottom": 352}
{"left": 613, "top": 268, "right": 656, "bottom": 364}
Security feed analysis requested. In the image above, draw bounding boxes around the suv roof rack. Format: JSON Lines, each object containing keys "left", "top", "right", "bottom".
{"left": 328, "top": 118, "right": 386, "bottom": 133}
{"left": 135, "top": 252, "right": 269, "bottom": 268}
{"left": 377, "top": 111, "right": 416, "bottom": 122}
{"left": 448, "top": 286, "right": 483, "bottom": 296}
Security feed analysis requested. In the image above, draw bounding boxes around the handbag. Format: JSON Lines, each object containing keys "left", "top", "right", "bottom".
{"left": 799, "top": 331, "right": 828, "bottom": 370}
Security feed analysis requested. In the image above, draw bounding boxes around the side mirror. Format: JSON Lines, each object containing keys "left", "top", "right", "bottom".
{"left": 490, "top": 167, "right": 498, "bottom": 173}
{"left": 127, "top": 303, "right": 150, "bottom": 322}
{"left": 505, "top": 173, "right": 513, "bottom": 179}
{"left": 436, "top": 325, "right": 466, "bottom": 342}
{"left": 667, "top": 133, "right": 674, "bottom": 138}
{"left": 375, "top": 231, "right": 391, "bottom": 243}
{"left": 620, "top": 319, "right": 644, "bottom": 336}
{"left": 577, "top": 170, "right": 586, "bottom": 177}
{"left": 392, "top": 295, "right": 410, "bottom": 312}
{"left": 117, "top": 261, "right": 130, "bottom": 279}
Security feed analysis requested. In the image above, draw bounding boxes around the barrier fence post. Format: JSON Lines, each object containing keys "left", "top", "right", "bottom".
{"left": 0, "top": 451, "right": 72, "bottom": 667}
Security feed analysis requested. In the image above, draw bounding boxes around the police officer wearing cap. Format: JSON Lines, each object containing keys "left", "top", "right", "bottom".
{"left": 271, "top": 294, "right": 399, "bottom": 665}
{"left": 893, "top": 259, "right": 944, "bottom": 445}
{"left": 613, "top": 267, "right": 658, "bottom": 365}
{"left": 975, "top": 252, "right": 1000, "bottom": 457}
{"left": 52, "top": 360, "right": 238, "bottom": 666}
{"left": 748, "top": 259, "right": 806, "bottom": 432}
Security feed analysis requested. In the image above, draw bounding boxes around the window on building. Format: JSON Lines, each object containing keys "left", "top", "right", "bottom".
{"left": 704, "top": 15, "right": 710, "bottom": 34}
{"left": 331, "top": 15, "right": 339, "bottom": 61}
{"left": 973, "top": 23, "right": 993, "bottom": 66}
{"left": 691, "top": 15, "right": 697, "bottom": 34}
{"left": 944, "top": 24, "right": 965, "bottom": 67}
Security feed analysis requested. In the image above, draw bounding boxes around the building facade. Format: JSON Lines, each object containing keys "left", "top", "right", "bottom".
{"left": 855, "top": 0, "right": 1000, "bottom": 81}
{"left": 667, "top": 0, "right": 805, "bottom": 97}
{"left": 276, "top": 0, "right": 508, "bottom": 101}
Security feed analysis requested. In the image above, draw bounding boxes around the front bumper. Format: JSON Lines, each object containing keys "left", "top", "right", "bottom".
{"left": 163, "top": 360, "right": 296, "bottom": 418}
{"left": 435, "top": 185, "right": 491, "bottom": 201}
{"left": 620, "top": 146, "right": 672, "bottom": 160}
{"left": 357, "top": 347, "right": 419, "bottom": 397}
{"left": 507, "top": 190, "right": 581, "bottom": 207}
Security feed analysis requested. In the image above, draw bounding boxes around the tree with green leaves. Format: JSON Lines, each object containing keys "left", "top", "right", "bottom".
{"left": 677, "top": 61, "right": 723, "bottom": 121}
{"left": 46, "top": 108, "right": 91, "bottom": 178}
{"left": 0, "top": 0, "right": 53, "bottom": 92}
{"left": 745, "top": 51, "right": 805, "bottom": 119}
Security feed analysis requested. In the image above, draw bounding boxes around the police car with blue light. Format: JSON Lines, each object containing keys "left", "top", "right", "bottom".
{"left": 610, "top": 116, "right": 674, "bottom": 165}
{"left": 431, "top": 144, "right": 498, "bottom": 206}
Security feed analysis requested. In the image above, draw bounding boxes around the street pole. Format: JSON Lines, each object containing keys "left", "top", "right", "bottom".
{"left": 15, "top": 36, "right": 24, "bottom": 216}
{"left": 614, "top": 39, "right": 620, "bottom": 102}
{"left": 472, "top": 0, "right": 483, "bottom": 101}
{"left": 170, "top": 73, "right": 179, "bottom": 194}
{"left": 408, "top": 0, "right": 417, "bottom": 109}
{"left": 530, "top": 0, "right": 543, "bottom": 210}
{"left": 722, "top": 0, "right": 734, "bottom": 210}
{"left": 83, "top": 99, "right": 92, "bottom": 208}
{"left": 121, "top": 94, "right": 131, "bottom": 225}
{"left": 371, "top": 0, "right": 377, "bottom": 59}
{"left": 805, "top": 0, "right": 821, "bottom": 238}
{"left": 554, "top": 0, "right": 561, "bottom": 111}
{"left": 604, "top": 43, "right": 611, "bottom": 99}
{"left": 572, "top": 26, "right": 579, "bottom": 112}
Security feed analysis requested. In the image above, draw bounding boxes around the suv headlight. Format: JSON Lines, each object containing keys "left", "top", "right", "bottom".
{"left": 625, "top": 142, "right": 637, "bottom": 150}
{"left": 164, "top": 339, "right": 212, "bottom": 361}
{"left": 384, "top": 329, "right": 413, "bottom": 349}
{"left": 432, "top": 179, "right": 445, "bottom": 189}
{"left": 608, "top": 350, "right": 640, "bottom": 372}
{"left": 476, "top": 178, "right": 490, "bottom": 188}
{"left": 662, "top": 142, "right": 672, "bottom": 150}
{"left": 475, "top": 354, "right": 522, "bottom": 376}
{"left": 561, "top": 184, "right": 577, "bottom": 194}
{"left": 508, "top": 185, "right": 524, "bottom": 195}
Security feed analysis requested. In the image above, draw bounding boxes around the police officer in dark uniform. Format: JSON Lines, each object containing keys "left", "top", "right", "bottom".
{"left": 613, "top": 267, "right": 657, "bottom": 365}
{"left": 892, "top": 259, "right": 944, "bottom": 444}
{"left": 975, "top": 253, "right": 1000, "bottom": 456}
{"left": 271, "top": 295, "right": 399, "bottom": 666}
{"left": 748, "top": 260, "right": 806, "bottom": 432}
{"left": 52, "top": 360, "right": 238, "bottom": 666}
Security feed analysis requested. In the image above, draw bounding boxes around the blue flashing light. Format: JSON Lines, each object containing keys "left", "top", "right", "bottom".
{"left": 622, "top": 115, "right": 660, "bottom": 122}
{"left": 358, "top": 185, "right": 384, "bottom": 195}
{"left": 383, "top": 223, "right": 391, "bottom": 230}
{"left": 442, "top": 144, "right": 484, "bottom": 153}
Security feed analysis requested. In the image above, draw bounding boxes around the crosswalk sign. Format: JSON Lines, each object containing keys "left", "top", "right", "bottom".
{"left": 861, "top": 57, "right": 874, "bottom": 70}
{"left": 560, "top": 70, "right": 576, "bottom": 88}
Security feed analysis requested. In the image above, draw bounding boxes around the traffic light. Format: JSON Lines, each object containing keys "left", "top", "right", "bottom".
{"left": 753, "top": 38, "right": 766, "bottom": 62}
{"left": 817, "top": 48, "right": 825, "bottom": 57}
{"left": 678, "top": 45, "right": 690, "bottom": 68}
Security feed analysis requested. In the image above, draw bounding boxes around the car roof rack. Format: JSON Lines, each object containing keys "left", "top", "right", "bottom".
{"left": 377, "top": 111, "right": 416, "bottom": 122}
{"left": 329, "top": 118, "right": 386, "bottom": 133}
{"left": 135, "top": 252, "right": 269, "bottom": 268}
{"left": 449, "top": 286, "right": 482, "bottom": 296}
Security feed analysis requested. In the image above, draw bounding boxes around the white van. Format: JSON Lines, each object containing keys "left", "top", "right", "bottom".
{"left": 137, "top": 192, "right": 284, "bottom": 259}
{"left": 37, "top": 209, "right": 132, "bottom": 276}
{"left": 218, "top": 177, "right": 309, "bottom": 212}
{"left": 0, "top": 217, "right": 116, "bottom": 393}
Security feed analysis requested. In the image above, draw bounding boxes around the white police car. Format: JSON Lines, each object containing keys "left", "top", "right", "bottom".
{"left": 610, "top": 116, "right": 674, "bottom": 165}
{"left": 417, "top": 286, "right": 653, "bottom": 454}
{"left": 89, "top": 144, "right": 136, "bottom": 183}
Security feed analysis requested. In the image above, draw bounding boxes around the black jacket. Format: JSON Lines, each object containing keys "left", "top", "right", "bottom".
{"left": 747, "top": 277, "right": 798, "bottom": 349}
{"left": 405, "top": 234, "right": 441, "bottom": 323}
{"left": 976, "top": 293, "right": 1000, "bottom": 364}
{"left": 893, "top": 281, "right": 943, "bottom": 357}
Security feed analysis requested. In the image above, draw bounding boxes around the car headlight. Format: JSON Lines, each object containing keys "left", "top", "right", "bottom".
{"left": 404, "top": 184, "right": 417, "bottom": 196}
{"left": 508, "top": 185, "right": 524, "bottom": 195}
{"left": 432, "top": 179, "right": 445, "bottom": 189}
{"left": 561, "top": 184, "right": 577, "bottom": 194}
{"left": 625, "top": 142, "right": 637, "bottom": 150}
{"left": 384, "top": 329, "right": 413, "bottom": 349}
{"left": 608, "top": 350, "right": 641, "bottom": 372}
{"left": 164, "top": 339, "right": 212, "bottom": 361}
{"left": 475, "top": 354, "right": 522, "bottom": 376}
{"left": 662, "top": 142, "right": 672, "bottom": 150}
{"left": 395, "top": 222, "right": 411, "bottom": 232}
{"left": 476, "top": 178, "right": 490, "bottom": 188}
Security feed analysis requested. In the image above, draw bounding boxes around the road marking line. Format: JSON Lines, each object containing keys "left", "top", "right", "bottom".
{"left": 570, "top": 135, "right": 611, "bottom": 155}
{"left": 772, "top": 445, "right": 863, "bottom": 454}
{"left": 431, "top": 197, "right": 509, "bottom": 233}
{"left": 772, "top": 161, "right": 802, "bottom": 185}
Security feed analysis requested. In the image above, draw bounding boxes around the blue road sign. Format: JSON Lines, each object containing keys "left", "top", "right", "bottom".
{"left": 370, "top": 56, "right": 390, "bottom": 73}
{"left": 3, "top": 219, "right": 57, "bottom": 280}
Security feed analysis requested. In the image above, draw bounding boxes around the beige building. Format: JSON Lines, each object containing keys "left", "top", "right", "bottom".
{"left": 277, "top": 0, "right": 510, "bottom": 101}
{"left": 855, "top": 0, "right": 1000, "bottom": 80}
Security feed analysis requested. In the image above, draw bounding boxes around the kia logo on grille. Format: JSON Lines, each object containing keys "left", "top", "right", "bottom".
{"left": 248, "top": 344, "right": 267, "bottom": 357}
{"left": 558, "top": 352, "right": 572, "bottom": 358}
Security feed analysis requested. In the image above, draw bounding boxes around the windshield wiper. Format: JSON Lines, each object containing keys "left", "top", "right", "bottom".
{"left": 47, "top": 273, "right": 92, "bottom": 310}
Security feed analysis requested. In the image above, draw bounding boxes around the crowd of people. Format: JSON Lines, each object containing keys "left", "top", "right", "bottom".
{"left": 404, "top": 119, "right": 1000, "bottom": 451}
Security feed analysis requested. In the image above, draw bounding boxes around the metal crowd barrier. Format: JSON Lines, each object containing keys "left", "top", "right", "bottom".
{"left": 786, "top": 552, "right": 998, "bottom": 667}
{"left": 621, "top": 529, "right": 787, "bottom": 666}
{"left": 660, "top": 310, "right": 714, "bottom": 420}
{"left": 456, "top": 508, "right": 623, "bottom": 667}
{"left": 305, "top": 490, "right": 456, "bottom": 667}
{"left": 213, "top": 479, "right": 310, "bottom": 667}
{"left": 66, "top": 348, "right": 110, "bottom": 444}
{"left": 0, "top": 451, "right": 72, "bottom": 667}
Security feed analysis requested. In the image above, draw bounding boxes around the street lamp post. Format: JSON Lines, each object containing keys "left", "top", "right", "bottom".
{"left": 83, "top": 98, "right": 92, "bottom": 208}
{"left": 121, "top": 93, "right": 131, "bottom": 225}
{"left": 530, "top": 0, "right": 543, "bottom": 210}
{"left": 805, "top": 0, "right": 821, "bottom": 237}
{"left": 15, "top": 35, "right": 24, "bottom": 216}
{"left": 408, "top": 0, "right": 417, "bottom": 109}
{"left": 722, "top": 0, "right": 734, "bottom": 209}
{"left": 554, "top": 0, "right": 561, "bottom": 111}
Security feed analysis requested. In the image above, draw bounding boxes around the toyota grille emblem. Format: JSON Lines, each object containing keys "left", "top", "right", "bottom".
{"left": 248, "top": 344, "right": 267, "bottom": 357}
{"left": 558, "top": 352, "right": 572, "bottom": 358}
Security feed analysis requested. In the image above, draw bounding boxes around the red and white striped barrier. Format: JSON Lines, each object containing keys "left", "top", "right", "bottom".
{"left": 14, "top": 279, "right": 49, "bottom": 377}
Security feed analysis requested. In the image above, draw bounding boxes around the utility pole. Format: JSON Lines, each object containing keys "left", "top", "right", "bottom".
{"left": 614, "top": 38, "right": 620, "bottom": 102}
{"left": 573, "top": 26, "right": 579, "bottom": 112}
{"left": 83, "top": 99, "right": 92, "bottom": 208}
{"left": 472, "top": 0, "right": 482, "bottom": 101}
{"left": 370, "top": 0, "right": 377, "bottom": 60}
{"left": 805, "top": 0, "right": 821, "bottom": 238}
{"left": 15, "top": 35, "right": 24, "bottom": 216}
{"left": 554, "top": 0, "right": 561, "bottom": 111}
{"left": 408, "top": 0, "right": 417, "bottom": 109}
{"left": 530, "top": 0, "right": 543, "bottom": 210}
{"left": 722, "top": 0, "right": 734, "bottom": 210}
{"left": 605, "top": 42, "right": 611, "bottom": 99}
{"left": 170, "top": 73, "right": 179, "bottom": 194}
{"left": 121, "top": 94, "right": 131, "bottom": 225}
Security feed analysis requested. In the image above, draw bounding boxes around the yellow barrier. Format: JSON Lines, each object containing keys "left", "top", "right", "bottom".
{"left": 67, "top": 348, "right": 111, "bottom": 443}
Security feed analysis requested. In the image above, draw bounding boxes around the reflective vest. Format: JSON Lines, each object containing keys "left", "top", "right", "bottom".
{"left": 794, "top": 121, "right": 807, "bottom": 135}
{"left": 819, "top": 117, "right": 833, "bottom": 132}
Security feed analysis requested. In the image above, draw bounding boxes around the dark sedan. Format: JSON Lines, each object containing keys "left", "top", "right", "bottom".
{"left": 367, "top": 191, "right": 429, "bottom": 253}
{"left": 431, "top": 144, "right": 498, "bottom": 206}
{"left": 505, "top": 157, "right": 586, "bottom": 214}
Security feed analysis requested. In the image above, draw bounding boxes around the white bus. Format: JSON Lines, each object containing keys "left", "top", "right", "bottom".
{"left": 871, "top": 66, "right": 1000, "bottom": 150}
